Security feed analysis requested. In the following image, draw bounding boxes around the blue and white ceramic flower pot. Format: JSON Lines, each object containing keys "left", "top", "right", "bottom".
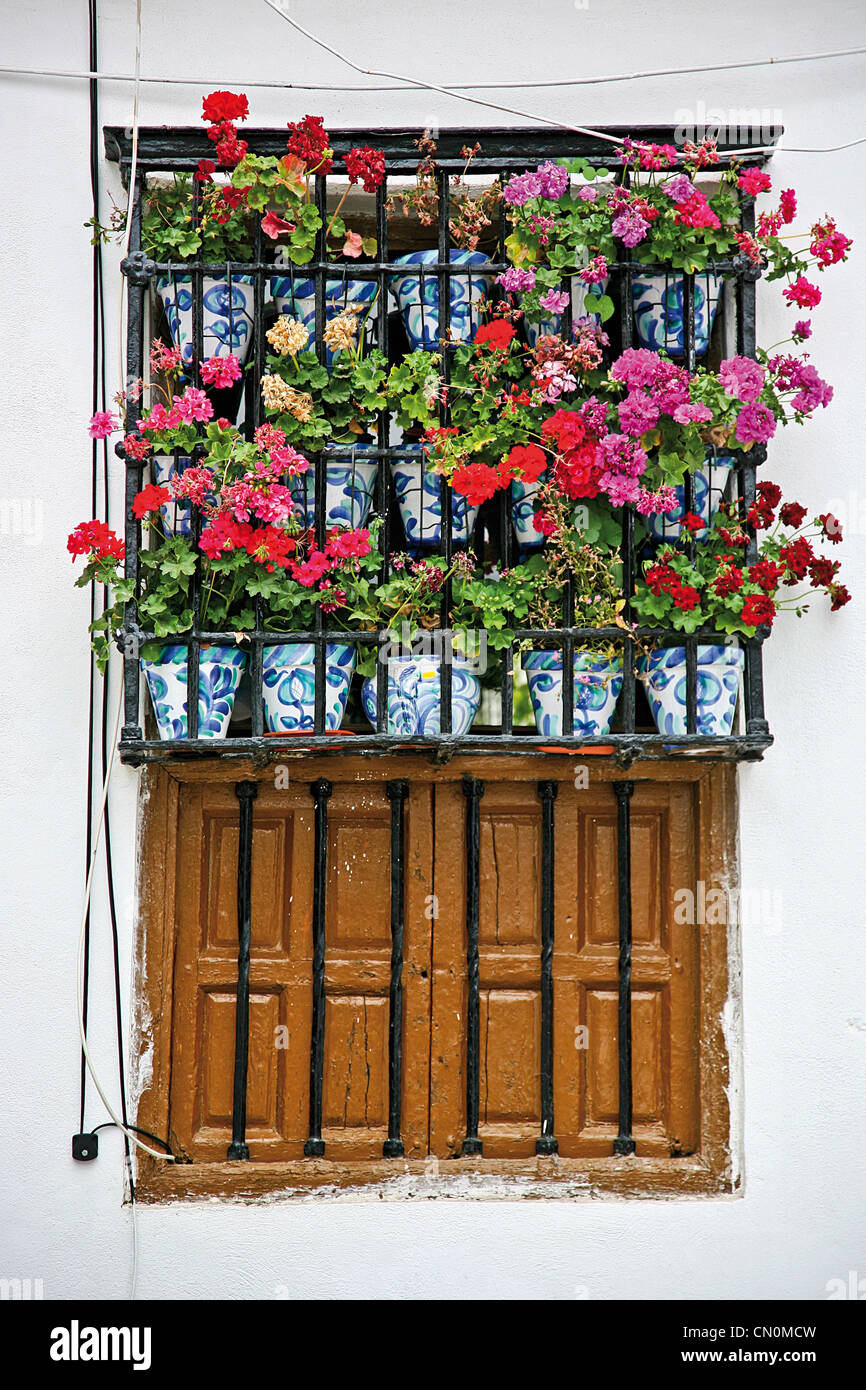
{"left": 155, "top": 274, "right": 256, "bottom": 369}
{"left": 511, "top": 475, "right": 545, "bottom": 549}
{"left": 391, "top": 441, "right": 478, "bottom": 550}
{"left": 637, "top": 644, "right": 743, "bottom": 737}
{"left": 522, "top": 649, "right": 623, "bottom": 737}
{"left": 632, "top": 273, "right": 721, "bottom": 358}
{"left": 361, "top": 655, "right": 482, "bottom": 736}
{"left": 288, "top": 443, "right": 378, "bottom": 530}
{"left": 645, "top": 455, "right": 735, "bottom": 543}
{"left": 269, "top": 274, "right": 379, "bottom": 363}
{"left": 390, "top": 250, "right": 492, "bottom": 350}
{"left": 261, "top": 643, "right": 356, "bottom": 733}
{"left": 141, "top": 644, "right": 247, "bottom": 740}
{"left": 522, "top": 275, "right": 608, "bottom": 347}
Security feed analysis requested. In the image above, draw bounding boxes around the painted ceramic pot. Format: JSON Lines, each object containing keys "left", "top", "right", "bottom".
{"left": 511, "top": 474, "right": 545, "bottom": 550}
{"left": 361, "top": 655, "right": 482, "bottom": 736}
{"left": 637, "top": 644, "right": 744, "bottom": 737}
{"left": 523, "top": 649, "right": 624, "bottom": 737}
{"left": 141, "top": 644, "right": 247, "bottom": 740}
{"left": 269, "top": 274, "right": 379, "bottom": 363}
{"left": 522, "top": 275, "right": 608, "bottom": 348}
{"left": 289, "top": 443, "right": 378, "bottom": 530}
{"left": 155, "top": 274, "right": 256, "bottom": 369}
{"left": 261, "top": 643, "right": 356, "bottom": 733}
{"left": 644, "top": 455, "right": 735, "bottom": 543}
{"left": 390, "top": 250, "right": 492, "bottom": 350}
{"left": 631, "top": 273, "right": 721, "bottom": 357}
{"left": 391, "top": 441, "right": 478, "bottom": 550}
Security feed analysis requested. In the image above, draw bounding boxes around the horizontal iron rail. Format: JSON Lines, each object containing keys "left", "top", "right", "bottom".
{"left": 105, "top": 124, "right": 781, "bottom": 180}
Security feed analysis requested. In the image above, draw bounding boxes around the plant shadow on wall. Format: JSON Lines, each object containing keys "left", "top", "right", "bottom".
{"left": 78, "top": 96, "right": 853, "bottom": 749}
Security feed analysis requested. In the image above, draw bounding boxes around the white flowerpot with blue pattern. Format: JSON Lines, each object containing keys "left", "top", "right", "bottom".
{"left": 511, "top": 475, "right": 545, "bottom": 549}
{"left": 645, "top": 455, "right": 735, "bottom": 543}
{"left": 141, "top": 644, "right": 247, "bottom": 740}
{"left": 392, "top": 441, "right": 478, "bottom": 550}
{"left": 522, "top": 275, "right": 608, "bottom": 347}
{"left": 632, "top": 273, "right": 721, "bottom": 357}
{"left": 261, "top": 643, "right": 356, "bottom": 733}
{"left": 269, "top": 274, "right": 378, "bottom": 363}
{"left": 523, "top": 649, "right": 623, "bottom": 737}
{"left": 289, "top": 444, "right": 378, "bottom": 530}
{"left": 638, "top": 643, "right": 743, "bottom": 737}
{"left": 390, "top": 250, "right": 492, "bottom": 350}
{"left": 155, "top": 274, "right": 256, "bottom": 369}
{"left": 361, "top": 654, "right": 482, "bottom": 736}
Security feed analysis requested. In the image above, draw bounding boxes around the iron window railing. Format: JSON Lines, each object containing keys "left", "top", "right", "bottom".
{"left": 105, "top": 124, "right": 778, "bottom": 767}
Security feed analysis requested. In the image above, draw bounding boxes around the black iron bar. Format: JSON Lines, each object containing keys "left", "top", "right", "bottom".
{"left": 461, "top": 774, "right": 485, "bottom": 1155}
{"left": 438, "top": 166, "right": 453, "bottom": 735}
{"left": 384, "top": 779, "right": 409, "bottom": 1157}
{"left": 305, "top": 777, "right": 332, "bottom": 1157}
{"left": 120, "top": 172, "right": 146, "bottom": 740}
{"left": 536, "top": 780, "right": 558, "bottom": 1155}
{"left": 613, "top": 779, "right": 636, "bottom": 1156}
{"left": 227, "top": 779, "right": 257, "bottom": 1160}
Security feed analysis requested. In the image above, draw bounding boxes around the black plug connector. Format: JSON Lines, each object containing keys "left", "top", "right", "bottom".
{"left": 72, "top": 1132, "right": 99, "bottom": 1161}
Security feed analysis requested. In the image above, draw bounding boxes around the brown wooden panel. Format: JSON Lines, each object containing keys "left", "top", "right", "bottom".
{"left": 481, "top": 989, "right": 541, "bottom": 1125}
{"left": 323, "top": 994, "right": 389, "bottom": 1131}
{"left": 199, "top": 990, "right": 281, "bottom": 1137}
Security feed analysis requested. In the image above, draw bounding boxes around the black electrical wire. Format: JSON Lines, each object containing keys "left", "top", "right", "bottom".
{"left": 83, "top": 0, "right": 136, "bottom": 1202}
{"left": 92, "top": 1122, "right": 176, "bottom": 1157}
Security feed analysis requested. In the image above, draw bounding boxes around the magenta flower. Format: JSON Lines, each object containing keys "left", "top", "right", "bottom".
{"left": 201, "top": 353, "right": 242, "bottom": 390}
{"left": 577, "top": 185, "right": 598, "bottom": 202}
{"left": 792, "top": 319, "right": 812, "bottom": 343}
{"left": 672, "top": 402, "right": 713, "bottom": 425}
{"left": 617, "top": 393, "right": 660, "bottom": 437}
{"left": 537, "top": 161, "right": 569, "bottom": 199}
{"left": 612, "top": 209, "right": 649, "bottom": 248}
{"left": 610, "top": 348, "right": 659, "bottom": 391}
{"left": 175, "top": 387, "right": 214, "bottom": 424}
{"left": 662, "top": 174, "right": 694, "bottom": 205}
{"left": 88, "top": 411, "right": 120, "bottom": 439}
{"left": 539, "top": 288, "right": 570, "bottom": 314}
{"left": 735, "top": 401, "right": 776, "bottom": 445}
{"left": 503, "top": 170, "right": 543, "bottom": 206}
{"left": 636, "top": 485, "right": 678, "bottom": 516}
{"left": 719, "top": 355, "right": 765, "bottom": 403}
{"left": 783, "top": 276, "right": 822, "bottom": 309}
{"left": 496, "top": 266, "right": 536, "bottom": 293}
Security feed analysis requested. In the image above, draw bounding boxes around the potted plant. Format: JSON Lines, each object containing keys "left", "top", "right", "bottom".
{"left": 386, "top": 133, "right": 500, "bottom": 350}
{"left": 142, "top": 91, "right": 258, "bottom": 370}
{"left": 357, "top": 551, "right": 486, "bottom": 736}
{"left": 466, "top": 493, "right": 627, "bottom": 738}
{"left": 260, "top": 310, "right": 388, "bottom": 529}
{"left": 385, "top": 349, "right": 480, "bottom": 549}
{"left": 261, "top": 120, "right": 383, "bottom": 346}
{"left": 632, "top": 483, "right": 850, "bottom": 735}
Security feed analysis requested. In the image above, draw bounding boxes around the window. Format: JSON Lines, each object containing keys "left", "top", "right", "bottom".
{"left": 106, "top": 122, "right": 767, "bottom": 1199}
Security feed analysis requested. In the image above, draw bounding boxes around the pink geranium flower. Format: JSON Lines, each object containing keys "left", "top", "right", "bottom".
{"left": 88, "top": 411, "right": 120, "bottom": 439}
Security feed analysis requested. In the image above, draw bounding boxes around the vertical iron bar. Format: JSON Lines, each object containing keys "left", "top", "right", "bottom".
{"left": 438, "top": 166, "right": 453, "bottom": 735}
{"left": 384, "top": 779, "right": 409, "bottom": 1157}
{"left": 313, "top": 175, "right": 328, "bottom": 735}
{"left": 461, "top": 773, "right": 484, "bottom": 1155}
{"left": 227, "top": 779, "right": 257, "bottom": 1159}
{"left": 613, "top": 780, "right": 636, "bottom": 1156}
{"left": 620, "top": 506, "right": 635, "bottom": 734}
{"left": 376, "top": 179, "right": 390, "bottom": 576}
{"left": 121, "top": 173, "right": 145, "bottom": 739}
{"left": 536, "top": 780, "right": 558, "bottom": 1155}
{"left": 305, "top": 778, "right": 332, "bottom": 1156}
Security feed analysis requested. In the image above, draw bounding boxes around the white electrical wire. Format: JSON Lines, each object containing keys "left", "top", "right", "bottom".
{"left": 1, "top": 43, "right": 863, "bottom": 90}
{"left": 259, "top": 1, "right": 866, "bottom": 158}
{"left": 117, "top": 0, "right": 142, "bottom": 389}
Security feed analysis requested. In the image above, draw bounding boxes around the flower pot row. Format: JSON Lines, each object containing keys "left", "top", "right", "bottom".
{"left": 141, "top": 641, "right": 745, "bottom": 742}
{"left": 155, "top": 266, "right": 722, "bottom": 370}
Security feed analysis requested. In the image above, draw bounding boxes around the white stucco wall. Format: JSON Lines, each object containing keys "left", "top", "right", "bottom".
{"left": 1, "top": 0, "right": 864, "bottom": 1300}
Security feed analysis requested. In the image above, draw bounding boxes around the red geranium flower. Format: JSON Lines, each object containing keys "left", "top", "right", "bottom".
{"left": 287, "top": 115, "right": 333, "bottom": 174}
{"left": 474, "top": 320, "right": 516, "bottom": 351}
{"left": 344, "top": 146, "right": 386, "bottom": 193}
{"left": 741, "top": 594, "right": 776, "bottom": 627}
{"left": 779, "top": 501, "right": 808, "bottom": 529}
{"left": 737, "top": 168, "right": 772, "bottom": 196}
{"left": 132, "top": 484, "right": 171, "bottom": 519}
{"left": 202, "top": 91, "right": 249, "bottom": 125}
{"left": 501, "top": 443, "right": 546, "bottom": 484}
{"left": 451, "top": 461, "right": 504, "bottom": 506}
{"left": 819, "top": 512, "right": 843, "bottom": 543}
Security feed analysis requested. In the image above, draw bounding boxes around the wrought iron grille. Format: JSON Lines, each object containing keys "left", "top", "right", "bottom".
{"left": 105, "top": 125, "right": 778, "bottom": 768}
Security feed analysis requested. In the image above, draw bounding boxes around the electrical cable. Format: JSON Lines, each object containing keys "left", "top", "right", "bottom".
{"left": 0, "top": 43, "right": 863, "bottom": 90}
